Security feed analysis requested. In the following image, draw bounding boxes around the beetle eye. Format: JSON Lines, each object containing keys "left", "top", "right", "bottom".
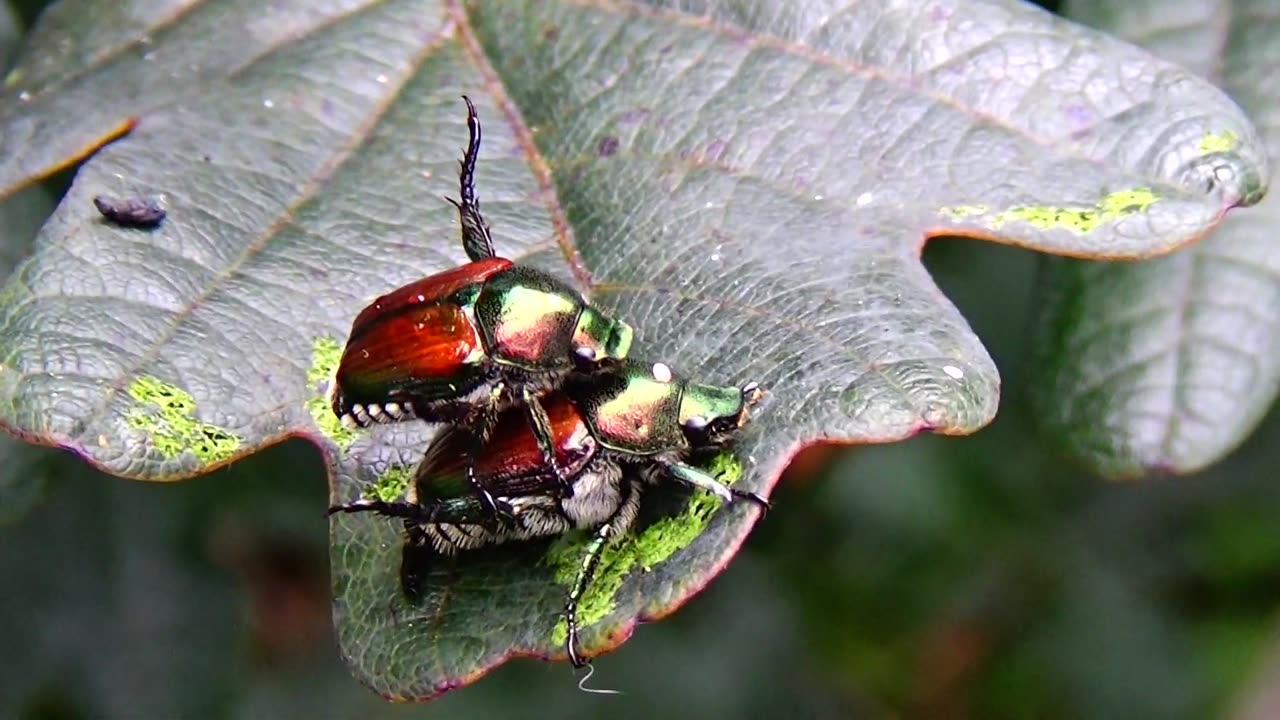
{"left": 684, "top": 415, "right": 709, "bottom": 431}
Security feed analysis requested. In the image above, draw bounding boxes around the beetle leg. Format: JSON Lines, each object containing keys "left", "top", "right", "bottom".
{"left": 562, "top": 484, "right": 633, "bottom": 668}
{"left": 666, "top": 463, "right": 770, "bottom": 511}
{"left": 446, "top": 96, "right": 496, "bottom": 262}
{"left": 400, "top": 522, "right": 433, "bottom": 605}
{"left": 327, "top": 498, "right": 435, "bottom": 520}
{"left": 521, "top": 386, "right": 574, "bottom": 499}
{"left": 464, "top": 385, "right": 517, "bottom": 529}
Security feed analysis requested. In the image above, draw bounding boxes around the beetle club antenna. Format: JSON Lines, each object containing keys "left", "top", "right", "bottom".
{"left": 449, "top": 95, "right": 497, "bottom": 262}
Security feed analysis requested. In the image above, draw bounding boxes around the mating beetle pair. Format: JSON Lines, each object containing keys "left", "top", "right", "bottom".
{"left": 329, "top": 97, "right": 632, "bottom": 516}
{"left": 328, "top": 98, "right": 765, "bottom": 668}
{"left": 331, "top": 359, "right": 765, "bottom": 666}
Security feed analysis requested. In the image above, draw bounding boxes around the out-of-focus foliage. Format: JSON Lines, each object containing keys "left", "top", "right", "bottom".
{"left": 1032, "top": 0, "right": 1280, "bottom": 478}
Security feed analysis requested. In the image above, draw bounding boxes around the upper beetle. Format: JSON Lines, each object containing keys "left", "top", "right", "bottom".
{"left": 329, "top": 359, "right": 766, "bottom": 667}
{"left": 329, "top": 97, "right": 634, "bottom": 511}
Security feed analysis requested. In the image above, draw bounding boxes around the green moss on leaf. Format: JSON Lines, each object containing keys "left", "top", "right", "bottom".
{"left": 124, "top": 375, "right": 240, "bottom": 464}
{"left": 1199, "top": 130, "right": 1238, "bottom": 154}
{"left": 366, "top": 466, "right": 414, "bottom": 503}
{"left": 940, "top": 189, "right": 1160, "bottom": 235}
{"left": 546, "top": 450, "right": 747, "bottom": 646}
{"left": 305, "top": 336, "right": 356, "bottom": 450}
{"left": 937, "top": 204, "right": 989, "bottom": 220}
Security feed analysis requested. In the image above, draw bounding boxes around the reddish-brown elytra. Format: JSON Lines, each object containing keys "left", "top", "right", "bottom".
{"left": 329, "top": 97, "right": 633, "bottom": 518}
{"left": 328, "top": 359, "right": 768, "bottom": 668}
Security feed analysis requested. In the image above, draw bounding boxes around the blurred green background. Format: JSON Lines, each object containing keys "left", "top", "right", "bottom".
{"left": 3, "top": 1, "right": 1279, "bottom": 719}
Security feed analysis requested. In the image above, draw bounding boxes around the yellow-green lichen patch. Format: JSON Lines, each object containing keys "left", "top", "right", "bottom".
{"left": 990, "top": 188, "right": 1160, "bottom": 233}
{"left": 634, "top": 452, "right": 743, "bottom": 571}
{"left": 124, "top": 375, "right": 240, "bottom": 465}
{"left": 1199, "top": 130, "right": 1238, "bottom": 154}
{"left": 938, "top": 204, "right": 989, "bottom": 220}
{"left": 305, "top": 336, "right": 356, "bottom": 450}
{"left": 546, "top": 450, "right": 747, "bottom": 645}
{"left": 365, "top": 466, "right": 414, "bottom": 503}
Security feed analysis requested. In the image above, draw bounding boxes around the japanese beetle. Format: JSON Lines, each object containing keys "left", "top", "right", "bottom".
{"left": 329, "top": 359, "right": 766, "bottom": 667}
{"left": 329, "top": 97, "right": 634, "bottom": 512}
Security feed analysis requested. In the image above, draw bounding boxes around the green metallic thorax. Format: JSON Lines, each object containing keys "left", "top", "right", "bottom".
{"left": 586, "top": 370, "right": 686, "bottom": 454}
{"left": 577, "top": 362, "right": 750, "bottom": 456}
{"left": 476, "top": 267, "right": 584, "bottom": 371}
{"left": 476, "top": 266, "right": 632, "bottom": 371}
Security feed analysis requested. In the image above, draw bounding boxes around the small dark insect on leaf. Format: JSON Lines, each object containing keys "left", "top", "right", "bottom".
{"left": 93, "top": 195, "right": 166, "bottom": 228}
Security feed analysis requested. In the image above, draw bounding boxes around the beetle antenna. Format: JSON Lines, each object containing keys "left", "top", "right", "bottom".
{"left": 575, "top": 661, "right": 621, "bottom": 696}
{"left": 451, "top": 95, "right": 496, "bottom": 262}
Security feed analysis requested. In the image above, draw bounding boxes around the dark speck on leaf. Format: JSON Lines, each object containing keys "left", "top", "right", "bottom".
{"left": 598, "top": 136, "right": 620, "bottom": 157}
{"left": 93, "top": 195, "right": 166, "bottom": 228}
{"left": 543, "top": 24, "right": 559, "bottom": 41}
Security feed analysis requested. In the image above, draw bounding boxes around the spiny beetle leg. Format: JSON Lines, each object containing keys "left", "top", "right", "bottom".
{"left": 327, "top": 498, "right": 436, "bottom": 522}
{"left": 731, "top": 488, "right": 771, "bottom": 512}
{"left": 667, "top": 462, "right": 769, "bottom": 511}
{"left": 564, "top": 522, "right": 611, "bottom": 668}
{"left": 562, "top": 481, "right": 635, "bottom": 667}
{"left": 447, "top": 95, "right": 496, "bottom": 262}
{"left": 522, "top": 385, "right": 575, "bottom": 499}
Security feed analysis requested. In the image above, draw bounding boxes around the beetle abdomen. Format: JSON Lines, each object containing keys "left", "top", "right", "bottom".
{"left": 347, "top": 257, "right": 511, "bottom": 340}
{"left": 415, "top": 393, "right": 598, "bottom": 502}
{"left": 334, "top": 302, "right": 488, "bottom": 414}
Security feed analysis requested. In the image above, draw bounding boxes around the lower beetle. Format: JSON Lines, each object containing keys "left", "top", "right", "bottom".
{"left": 329, "top": 98, "right": 634, "bottom": 514}
{"left": 329, "top": 359, "right": 766, "bottom": 666}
